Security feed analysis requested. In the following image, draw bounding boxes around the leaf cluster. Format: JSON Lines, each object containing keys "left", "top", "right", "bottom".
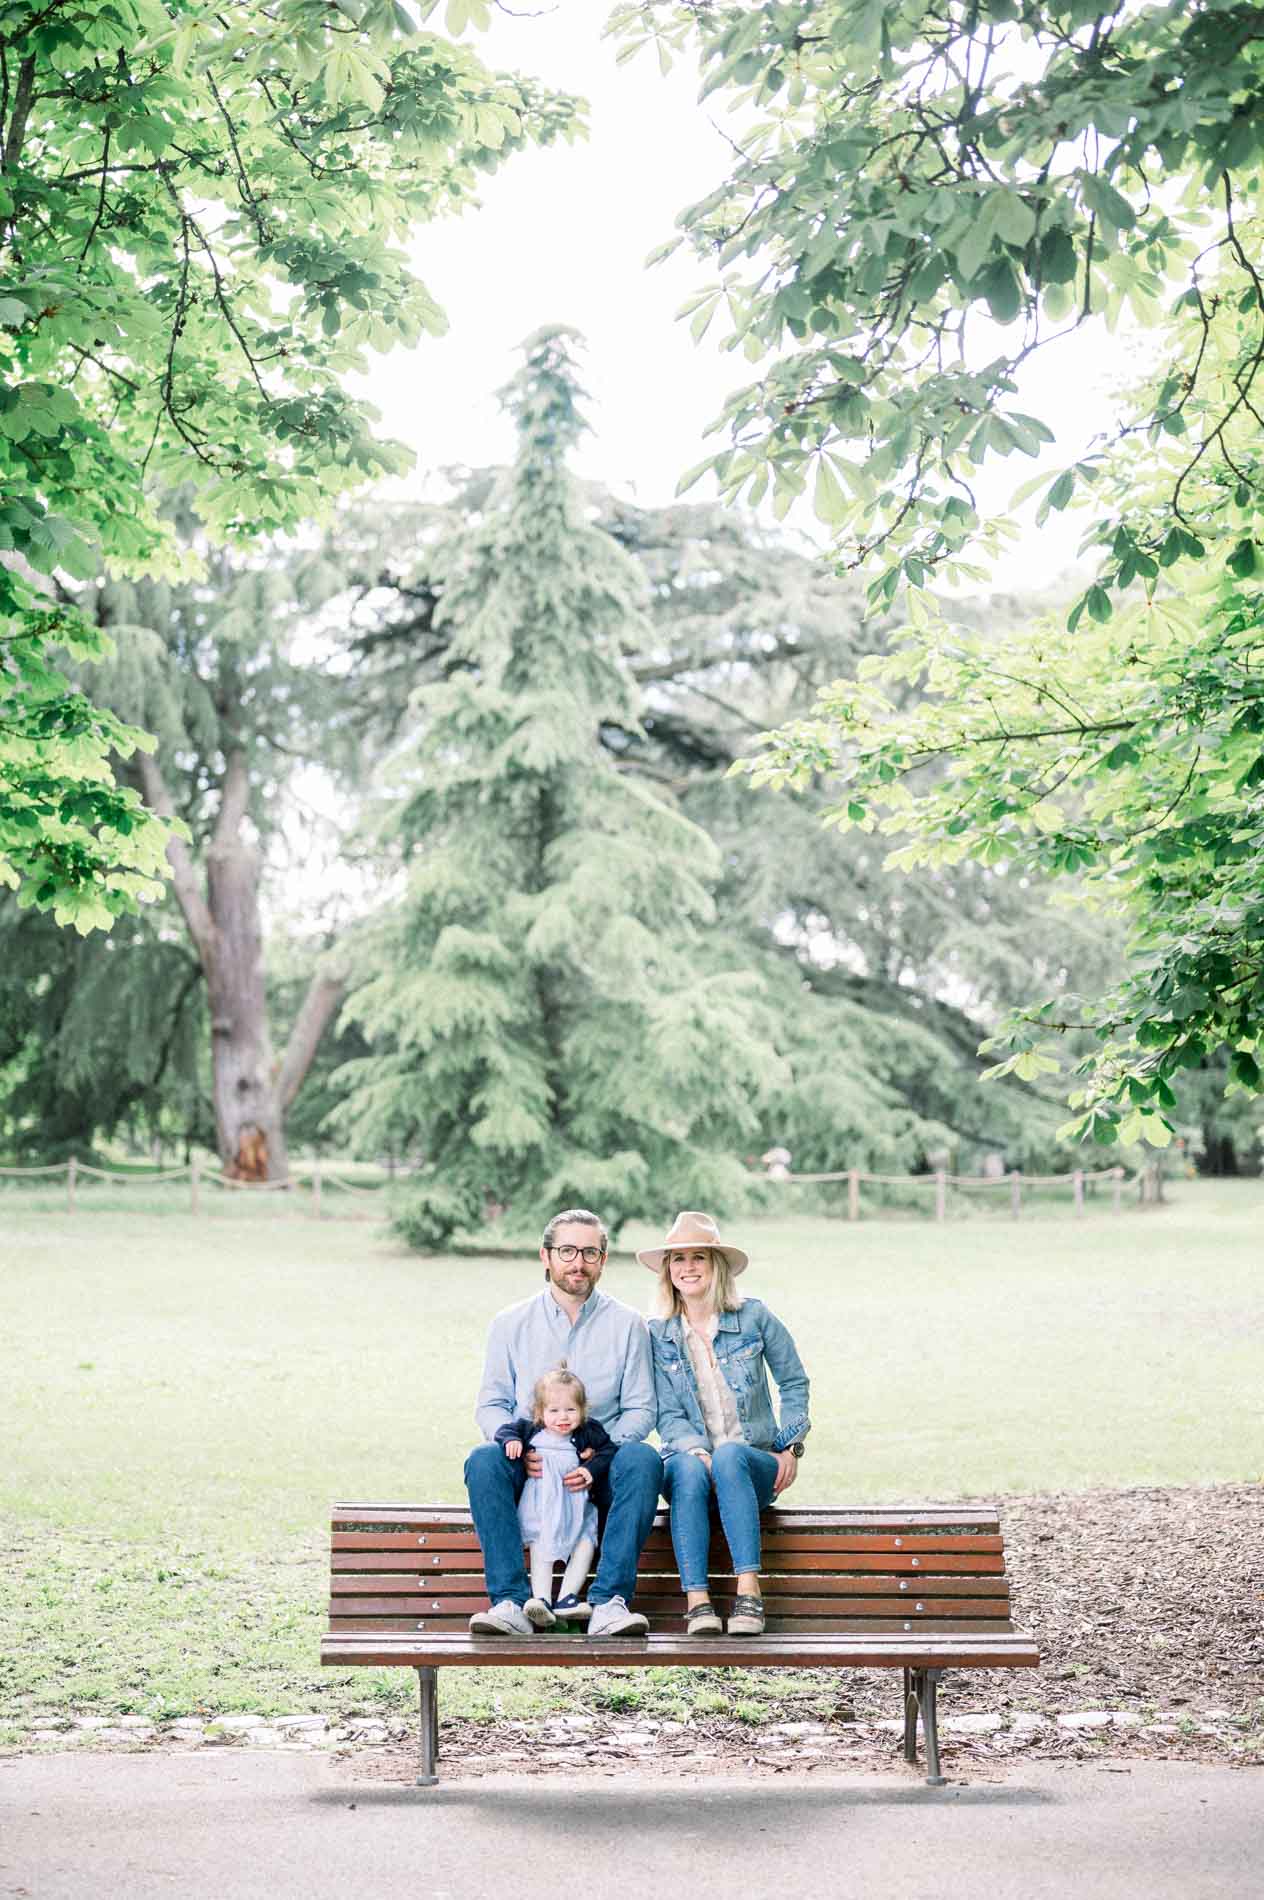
{"left": 0, "top": 0, "right": 581, "bottom": 923}
{"left": 616, "top": 0, "right": 1264, "bottom": 613}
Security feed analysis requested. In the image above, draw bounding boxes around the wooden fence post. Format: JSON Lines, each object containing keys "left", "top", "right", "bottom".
{"left": 312, "top": 1163, "right": 323, "bottom": 1219}
{"left": 67, "top": 1154, "right": 77, "bottom": 1211}
{"left": 190, "top": 1153, "right": 200, "bottom": 1216}
{"left": 848, "top": 1168, "right": 860, "bottom": 1222}
{"left": 1112, "top": 1166, "right": 1123, "bottom": 1215}
{"left": 1009, "top": 1169, "right": 1021, "bottom": 1219}
{"left": 1073, "top": 1170, "right": 1084, "bottom": 1216}
{"left": 934, "top": 1170, "right": 946, "bottom": 1222}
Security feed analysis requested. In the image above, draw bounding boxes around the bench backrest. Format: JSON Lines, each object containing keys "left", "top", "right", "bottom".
{"left": 329, "top": 1504, "right": 1016, "bottom": 1638}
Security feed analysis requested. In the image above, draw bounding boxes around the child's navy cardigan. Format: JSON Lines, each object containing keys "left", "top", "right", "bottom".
{"left": 492, "top": 1416, "right": 617, "bottom": 1483}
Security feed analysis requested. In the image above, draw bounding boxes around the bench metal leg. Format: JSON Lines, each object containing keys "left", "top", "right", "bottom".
{"left": 918, "top": 1668, "right": 947, "bottom": 1786}
{"left": 416, "top": 1667, "right": 439, "bottom": 1787}
{"left": 903, "top": 1669, "right": 947, "bottom": 1785}
{"left": 902, "top": 1667, "right": 918, "bottom": 1763}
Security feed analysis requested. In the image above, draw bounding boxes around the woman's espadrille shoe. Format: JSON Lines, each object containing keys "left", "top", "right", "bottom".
{"left": 685, "top": 1601, "right": 723, "bottom": 1635}
{"left": 727, "top": 1595, "right": 766, "bottom": 1637}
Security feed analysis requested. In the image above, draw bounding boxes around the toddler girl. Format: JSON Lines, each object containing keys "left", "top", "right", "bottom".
{"left": 495, "top": 1366, "right": 615, "bottom": 1625}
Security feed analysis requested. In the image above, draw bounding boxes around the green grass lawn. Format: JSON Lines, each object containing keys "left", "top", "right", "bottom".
{"left": 3, "top": 1180, "right": 1261, "bottom": 1726}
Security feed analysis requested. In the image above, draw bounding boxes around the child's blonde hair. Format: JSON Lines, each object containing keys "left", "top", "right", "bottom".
{"left": 531, "top": 1364, "right": 588, "bottom": 1424}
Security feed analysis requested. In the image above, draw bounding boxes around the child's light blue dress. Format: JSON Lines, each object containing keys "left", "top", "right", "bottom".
{"left": 517, "top": 1428, "right": 598, "bottom": 1562}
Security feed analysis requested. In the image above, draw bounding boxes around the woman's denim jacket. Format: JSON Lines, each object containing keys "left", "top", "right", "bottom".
{"left": 649, "top": 1297, "right": 810, "bottom": 1457}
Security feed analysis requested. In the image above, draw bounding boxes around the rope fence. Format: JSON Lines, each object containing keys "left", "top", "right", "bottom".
{"left": 0, "top": 1154, "right": 391, "bottom": 1219}
{"left": 1, "top": 1156, "right": 1161, "bottom": 1222}
{"left": 764, "top": 1161, "right": 1154, "bottom": 1220}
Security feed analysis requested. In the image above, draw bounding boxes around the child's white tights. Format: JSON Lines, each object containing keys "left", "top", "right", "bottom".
{"left": 530, "top": 1535, "right": 596, "bottom": 1604}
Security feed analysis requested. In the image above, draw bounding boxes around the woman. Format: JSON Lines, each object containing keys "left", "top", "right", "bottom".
{"left": 640, "top": 1211, "right": 810, "bottom": 1638}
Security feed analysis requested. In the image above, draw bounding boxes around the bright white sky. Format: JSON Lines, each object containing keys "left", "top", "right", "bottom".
{"left": 354, "top": 1, "right": 1144, "bottom": 589}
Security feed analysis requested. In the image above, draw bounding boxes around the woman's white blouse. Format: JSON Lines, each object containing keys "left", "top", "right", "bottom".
{"left": 682, "top": 1312, "right": 744, "bottom": 1450}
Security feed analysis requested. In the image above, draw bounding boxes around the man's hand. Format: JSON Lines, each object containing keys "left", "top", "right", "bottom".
{"left": 579, "top": 1447, "right": 594, "bottom": 1461}
{"left": 524, "top": 1450, "right": 543, "bottom": 1478}
{"left": 690, "top": 1449, "right": 712, "bottom": 1472}
{"left": 504, "top": 1439, "right": 522, "bottom": 1462}
{"left": 771, "top": 1450, "right": 799, "bottom": 1497}
{"left": 563, "top": 1465, "right": 593, "bottom": 1490}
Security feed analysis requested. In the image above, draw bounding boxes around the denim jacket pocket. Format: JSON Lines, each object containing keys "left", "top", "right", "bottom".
{"left": 720, "top": 1341, "right": 762, "bottom": 1388}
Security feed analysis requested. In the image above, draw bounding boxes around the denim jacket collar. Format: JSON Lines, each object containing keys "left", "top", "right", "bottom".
{"left": 663, "top": 1306, "right": 743, "bottom": 1346}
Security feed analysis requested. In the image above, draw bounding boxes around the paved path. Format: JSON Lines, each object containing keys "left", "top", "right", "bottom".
{"left": 2, "top": 1754, "right": 1259, "bottom": 1899}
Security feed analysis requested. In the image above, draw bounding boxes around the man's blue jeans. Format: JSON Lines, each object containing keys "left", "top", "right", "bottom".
{"left": 661, "top": 1442, "right": 779, "bottom": 1591}
{"left": 465, "top": 1439, "right": 663, "bottom": 1606}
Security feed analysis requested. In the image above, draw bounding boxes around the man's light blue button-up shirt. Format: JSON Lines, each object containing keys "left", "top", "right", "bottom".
{"left": 474, "top": 1286, "right": 655, "bottom": 1444}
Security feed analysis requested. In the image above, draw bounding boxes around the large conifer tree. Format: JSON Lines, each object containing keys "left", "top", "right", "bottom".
{"left": 337, "top": 329, "right": 778, "bottom": 1244}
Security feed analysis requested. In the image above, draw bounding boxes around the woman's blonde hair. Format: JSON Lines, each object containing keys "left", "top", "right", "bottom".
{"left": 531, "top": 1364, "right": 589, "bottom": 1424}
{"left": 653, "top": 1247, "right": 745, "bottom": 1320}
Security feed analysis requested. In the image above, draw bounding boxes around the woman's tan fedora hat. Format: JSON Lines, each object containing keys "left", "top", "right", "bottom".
{"left": 636, "top": 1211, "right": 749, "bottom": 1275}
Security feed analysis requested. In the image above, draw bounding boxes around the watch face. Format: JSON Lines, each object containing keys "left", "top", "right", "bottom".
{"left": 791, "top": 1442, "right": 804, "bottom": 1458}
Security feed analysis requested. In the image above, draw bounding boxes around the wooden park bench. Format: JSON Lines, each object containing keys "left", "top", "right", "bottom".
{"left": 322, "top": 1500, "right": 1038, "bottom": 1785}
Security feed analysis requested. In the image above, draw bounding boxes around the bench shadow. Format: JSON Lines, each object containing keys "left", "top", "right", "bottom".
{"left": 310, "top": 1777, "right": 1056, "bottom": 1815}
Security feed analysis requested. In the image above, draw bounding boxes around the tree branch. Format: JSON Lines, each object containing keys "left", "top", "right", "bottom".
{"left": 212, "top": 747, "right": 250, "bottom": 849}
{"left": 1, "top": 52, "right": 36, "bottom": 172}
{"left": 276, "top": 963, "right": 347, "bottom": 1111}
{"left": 136, "top": 752, "right": 217, "bottom": 963}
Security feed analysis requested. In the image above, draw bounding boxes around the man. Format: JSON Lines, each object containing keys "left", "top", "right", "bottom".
{"left": 465, "top": 1208, "right": 662, "bottom": 1637}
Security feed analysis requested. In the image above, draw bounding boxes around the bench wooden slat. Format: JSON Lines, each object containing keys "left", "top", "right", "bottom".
{"left": 322, "top": 1629, "right": 1040, "bottom": 1669}
{"left": 330, "top": 1572, "right": 1010, "bottom": 1600}
{"left": 331, "top": 1591, "right": 1013, "bottom": 1617}
{"left": 326, "top": 1626, "right": 1018, "bottom": 1641}
{"left": 332, "top": 1530, "right": 1005, "bottom": 1554}
{"left": 333, "top": 1548, "right": 1007, "bottom": 1576}
{"left": 331, "top": 1505, "right": 1004, "bottom": 1531}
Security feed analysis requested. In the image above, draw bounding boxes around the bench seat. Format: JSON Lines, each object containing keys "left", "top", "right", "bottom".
{"left": 322, "top": 1501, "right": 1039, "bottom": 1785}
{"left": 324, "top": 1630, "right": 1040, "bottom": 1668}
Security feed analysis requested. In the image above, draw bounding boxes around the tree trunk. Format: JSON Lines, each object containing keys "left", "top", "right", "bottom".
{"left": 202, "top": 757, "right": 286, "bottom": 1180}
{"left": 138, "top": 751, "right": 345, "bottom": 1184}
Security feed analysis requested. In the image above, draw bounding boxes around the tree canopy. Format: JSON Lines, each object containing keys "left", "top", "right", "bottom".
{"left": 615, "top": 0, "right": 1264, "bottom": 1144}
{"left": 0, "top": 0, "right": 578, "bottom": 931}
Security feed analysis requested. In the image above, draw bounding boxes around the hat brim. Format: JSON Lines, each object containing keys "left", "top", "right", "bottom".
{"left": 636, "top": 1243, "right": 748, "bottom": 1275}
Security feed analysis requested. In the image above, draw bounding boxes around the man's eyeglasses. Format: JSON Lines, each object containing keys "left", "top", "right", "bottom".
{"left": 549, "top": 1244, "right": 604, "bottom": 1265}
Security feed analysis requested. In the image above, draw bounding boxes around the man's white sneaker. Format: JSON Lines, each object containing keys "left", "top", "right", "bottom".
{"left": 524, "top": 1596, "right": 557, "bottom": 1630}
{"left": 468, "top": 1600, "right": 533, "bottom": 1636}
{"left": 587, "top": 1596, "right": 649, "bottom": 1638}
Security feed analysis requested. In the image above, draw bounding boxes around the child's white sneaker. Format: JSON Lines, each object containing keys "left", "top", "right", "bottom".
{"left": 524, "top": 1596, "right": 558, "bottom": 1629}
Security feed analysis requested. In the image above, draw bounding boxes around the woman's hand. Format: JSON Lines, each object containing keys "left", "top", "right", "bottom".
{"left": 504, "top": 1439, "right": 522, "bottom": 1462}
{"left": 689, "top": 1448, "right": 713, "bottom": 1472}
{"left": 771, "top": 1450, "right": 799, "bottom": 1497}
{"left": 563, "top": 1464, "right": 593, "bottom": 1491}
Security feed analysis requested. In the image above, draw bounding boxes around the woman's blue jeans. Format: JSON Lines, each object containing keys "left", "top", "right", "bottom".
{"left": 661, "top": 1442, "right": 779, "bottom": 1592}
